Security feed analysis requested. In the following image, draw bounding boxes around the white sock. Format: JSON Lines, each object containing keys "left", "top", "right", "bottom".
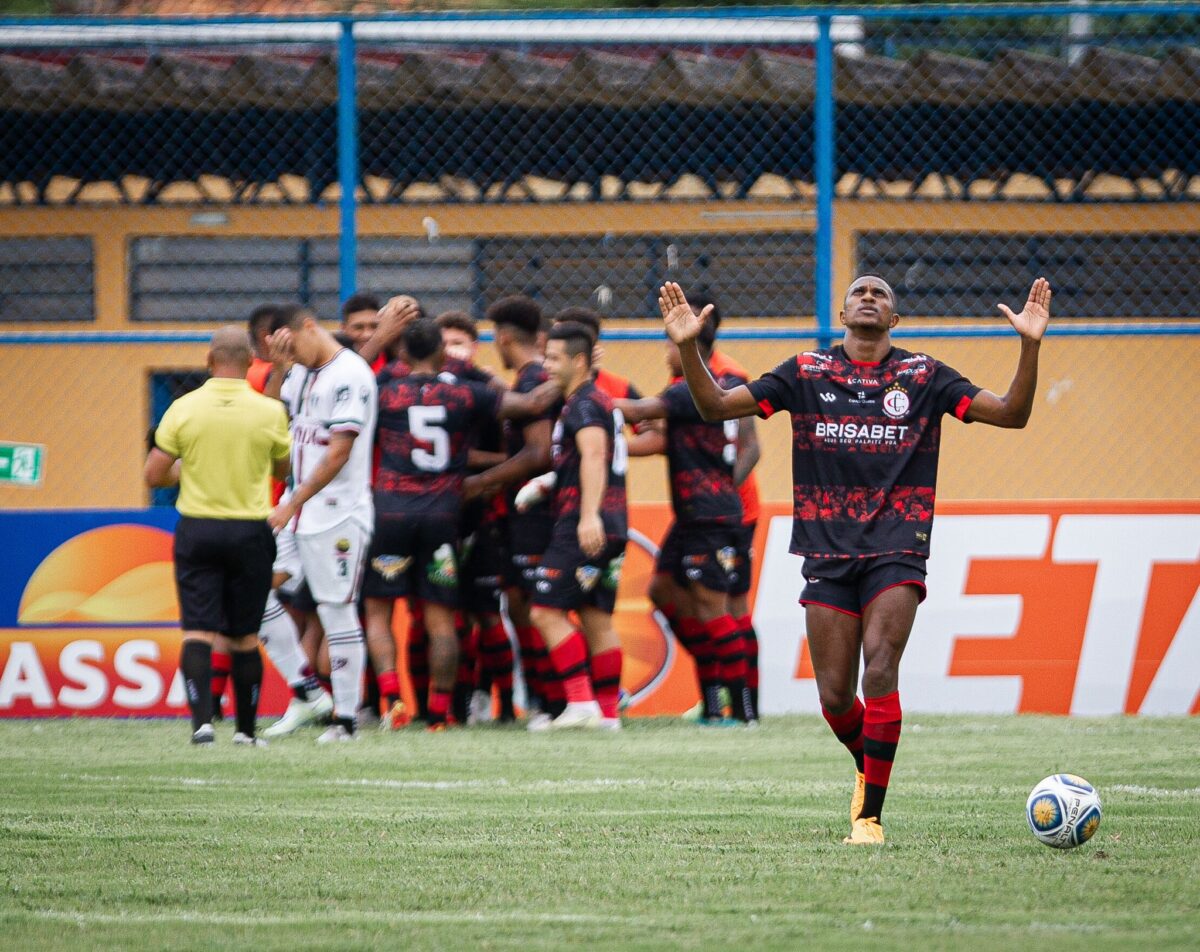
{"left": 318, "top": 602, "right": 365, "bottom": 722}
{"left": 259, "top": 591, "right": 307, "bottom": 688}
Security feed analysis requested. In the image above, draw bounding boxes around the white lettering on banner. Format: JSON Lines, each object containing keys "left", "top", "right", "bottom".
{"left": 58, "top": 640, "right": 107, "bottom": 709}
{"left": 1055, "top": 515, "right": 1200, "bottom": 716}
{"left": 905, "top": 515, "right": 1050, "bottom": 713}
{"left": 0, "top": 642, "right": 54, "bottom": 708}
{"left": 167, "top": 668, "right": 186, "bottom": 708}
{"left": 112, "top": 640, "right": 162, "bottom": 709}
{"left": 753, "top": 511, "right": 1200, "bottom": 716}
{"left": 1141, "top": 587, "right": 1200, "bottom": 715}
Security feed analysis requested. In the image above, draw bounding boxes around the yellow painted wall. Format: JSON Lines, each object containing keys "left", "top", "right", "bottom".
{"left": 1, "top": 201, "right": 1197, "bottom": 508}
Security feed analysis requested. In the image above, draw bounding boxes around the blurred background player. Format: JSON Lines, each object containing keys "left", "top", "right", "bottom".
{"left": 268, "top": 305, "right": 378, "bottom": 743}
{"left": 661, "top": 276, "right": 1051, "bottom": 844}
{"left": 145, "top": 326, "right": 290, "bottom": 746}
{"left": 528, "top": 321, "right": 628, "bottom": 732}
{"left": 618, "top": 315, "right": 756, "bottom": 725}
{"left": 341, "top": 293, "right": 382, "bottom": 366}
{"left": 465, "top": 296, "right": 559, "bottom": 723}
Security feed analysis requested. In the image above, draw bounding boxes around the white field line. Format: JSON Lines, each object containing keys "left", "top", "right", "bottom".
{"left": 1107, "top": 784, "right": 1200, "bottom": 799}
{"left": 14, "top": 908, "right": 635, "bottom": 928}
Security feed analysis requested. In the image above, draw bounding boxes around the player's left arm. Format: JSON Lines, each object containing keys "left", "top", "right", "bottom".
{"left": 613, "top": 396, "right": 669, "bottom": 425}
{"left": 733, "top": 414, "right": 760, "bottom": 486}
{"left": 496, "top": 380, "right": 561, "bottom": 419}
{"left": 964, "top": 278, "right": 1052, "bottom": 429}
{"left": 576, "top": 425, "right": 609, "bottom": 558}
{"left": 627, "top": 428, "right": 666, "bottom": 458}
{"left": 464, "top": 417, "right": 553, "bottom": 500}
{"left": 269, "top": 431, "right": 356, "bottom": 530}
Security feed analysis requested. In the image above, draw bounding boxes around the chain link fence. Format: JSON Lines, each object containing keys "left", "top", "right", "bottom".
{"left": 0, "top": 6, "right": 1197, "bottom": 509}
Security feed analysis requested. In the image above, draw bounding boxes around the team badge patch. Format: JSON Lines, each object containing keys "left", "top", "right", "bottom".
{"left": 717, "top": 546, "right": 737, "bottom": 575}
{"left": 882, "top": 385, "right": 910, "bottom": 420}
{"left": 603, "top": 552, "right": 625, "bottom": 590}
{"left": 335, "top": 538, "right": 351, "bottom": 554}
{"left": 576, "top": 565, "right": 601, "bottom": 592}
{"left": 371, "top": 555, "right": 412, "bottom": 581}
{"left": 428, "top": 544, "right": 458, "bottom": 587}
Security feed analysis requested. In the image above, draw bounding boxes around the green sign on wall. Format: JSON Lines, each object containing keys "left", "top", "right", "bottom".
{"left": 0, "top": 443, "right": 44, "bottom": 487}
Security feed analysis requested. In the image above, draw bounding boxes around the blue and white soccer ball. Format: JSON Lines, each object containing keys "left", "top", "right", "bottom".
{"left": 1026, "top": 774, "right": 1103, "bottom": 849}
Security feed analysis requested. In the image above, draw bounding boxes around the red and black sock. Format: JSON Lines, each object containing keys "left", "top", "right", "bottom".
{"left": 677, "top": 617, "right": 719, "bottom": 716}
{"left": 453, "top": 623, "right": 479, "bottom": 723}
{"left": 821, "top": 697, "right": 865, "bottom": 774}
{"left": 427, "top": 688, "right": 451, "bottom": 727}
{"left": 230, "top": 647, "right": 263, "bottom": 738}
{"left": 407, "top": 604, "right": 430, "bottom": 719}
{"left": 737, "top": 615, "right": 760, "bottom": 713}
{"left": 547, "top": 632, "right": 594, "bottom": 704}
{"left": 590, "top": 647, "right": 622, "bottom": 719}
{"left": 480, "top": 621, "right": 515, "bottom": 719}
{"left": 515, "top": 624, "right": 546, "bottom": 709}
{"left": 710, "top": 615, "right": 753, "bottom": 721}
{"left": 363, "top": 656, "right": 380, "bottom": 716}
{"left": 377, "top": 670, "right": 401, "bottom": 709}
{"left": 861, "top": 691, "right": 902, "bottom": 822}
{"left": 210, "top": 650, "right": 231, "bottom": 720}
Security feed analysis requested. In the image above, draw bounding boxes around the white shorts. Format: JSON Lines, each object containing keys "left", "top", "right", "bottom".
{"left": 272, "top": 527, "right": 304, "bottom": 596}
{"left": 296, "top": 520, "right": 371, "bottom": 605}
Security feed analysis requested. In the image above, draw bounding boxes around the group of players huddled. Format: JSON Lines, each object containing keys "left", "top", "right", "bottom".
{"left": 208, "top": 286, "right": 765, "bottom": 742}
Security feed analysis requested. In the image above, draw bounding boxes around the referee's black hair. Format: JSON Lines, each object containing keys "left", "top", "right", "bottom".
{"left": 547, "top": 321, "right": 595, "bottom": 367}
{"left": 402, "top": 317, "right": 444, "bottom": 361}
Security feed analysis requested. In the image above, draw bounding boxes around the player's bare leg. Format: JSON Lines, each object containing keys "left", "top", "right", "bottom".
{"left": 849, "top": 585, "right": 920, "bottom": 842}
{"left": 804, "top": 605, "right": 869, "bottom": 837}
{"left": 422, "top": 601, "right": 459, "bottom": 729}
{"left": 364, "top": 597, "right": 405, "bottom": 728}
{"left": 529, "top": 605, "right": 601, "bottom": 730}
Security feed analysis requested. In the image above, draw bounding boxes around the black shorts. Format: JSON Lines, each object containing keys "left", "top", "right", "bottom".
{"left": 460, "top": 518, "right": 508, "bottom": 615}
{"left": 173, "top": 516, "right": 275, "bottom": 637}
{"left": 507, "top": 511, "right": 555, "bottom": 593}
{"left": 729, "top": 522, "right": 756, "bottom": 598}
{"left": 799, "top": 553, "right": 927, "bottom": 618}
{"left": 656, "top": 521, "right": 741, "bottom": 594}
{"left": 363, "top": 511, "right": 460, "bottom": 607}
{"left": 532, "top": 518, "right": 627, "bottom": 615}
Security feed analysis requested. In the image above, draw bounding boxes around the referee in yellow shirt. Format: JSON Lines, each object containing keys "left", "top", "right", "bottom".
{"left": 145, "top": 326, "right": 291, "bottom": 745}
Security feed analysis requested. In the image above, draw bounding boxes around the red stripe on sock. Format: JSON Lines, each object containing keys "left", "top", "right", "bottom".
{"left": 590, "top": 647, "right": 622, "bottom": 719}
{"left": 548, "top": 632, "right": 593, "bottom": 703}
{"left": 863, "top": 691, "right": 903, "bottom": 790}
{"left": 377, "top": 670, "right": 400, "bottom": 699}
{"left": 428, "top": 690, "right": 450, "bottom": 718}
{"left": 822, "top": 697, "right": 865, "bottom": 737}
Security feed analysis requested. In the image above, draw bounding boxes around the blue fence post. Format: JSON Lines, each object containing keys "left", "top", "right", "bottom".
{"left": 814, "top": 14, "right": 835, "bottom": 350}
{"left": 337, "top": 18, "right": 358, "bottom": 304}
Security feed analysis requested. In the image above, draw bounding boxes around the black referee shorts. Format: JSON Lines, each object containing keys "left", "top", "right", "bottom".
{"left": 173, "top": 517, "right": 276, "bottom": 637}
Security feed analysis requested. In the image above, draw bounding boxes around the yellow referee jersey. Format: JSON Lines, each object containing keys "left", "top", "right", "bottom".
{"left": 155, "top": 377, "right": 290, "bottom": 520}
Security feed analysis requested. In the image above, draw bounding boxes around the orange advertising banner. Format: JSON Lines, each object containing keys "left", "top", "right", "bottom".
{"left": 0, "top": 503, "right": 1197, "bottom": 718}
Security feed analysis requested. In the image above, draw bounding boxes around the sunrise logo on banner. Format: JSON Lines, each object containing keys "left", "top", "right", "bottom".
{"left": 755, "top": 503, "right": 1200, "bottom": 716}
{"left": 0, "top": 513, "right": 292, "bottom": 717}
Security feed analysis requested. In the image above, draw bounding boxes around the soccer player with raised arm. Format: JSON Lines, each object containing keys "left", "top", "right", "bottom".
{"left": 660, "top": 276, "right": 1051, "bottom": 843}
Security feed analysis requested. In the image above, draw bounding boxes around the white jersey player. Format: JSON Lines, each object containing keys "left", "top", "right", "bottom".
{"left": 265, "top": 306, "right": 378, "bottom": 742}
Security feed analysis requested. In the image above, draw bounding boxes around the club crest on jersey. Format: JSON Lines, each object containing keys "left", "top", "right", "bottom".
{"left": 576, "top": 565, "right": 601, "bottom": 592}
{"left": 335, "top": 538, "right": 351, "bottom": 553}
{"left": 371, "top": 555, "right": 412, "bottom": 581}
{"left": 882, "top": 385, "right": 911, "bottom": 419}
{"left": 717, "top": 546, "right": 737, "bottom": 574}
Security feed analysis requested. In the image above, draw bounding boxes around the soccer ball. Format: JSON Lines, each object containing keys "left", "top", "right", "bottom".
{"left": 1025, "top": 774, "right": 1103, "bottom": 849}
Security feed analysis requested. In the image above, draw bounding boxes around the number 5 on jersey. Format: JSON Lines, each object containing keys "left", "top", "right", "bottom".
{"left": 410, "top": 405, "right": 450, "bottom": 472}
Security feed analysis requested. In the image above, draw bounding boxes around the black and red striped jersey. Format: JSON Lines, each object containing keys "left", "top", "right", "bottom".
{"left": 375, "top": 372, "right": 501, "bottom": 514}
{"left": 550, "top": 381, "right": 627, "bottom": 538}
{"left": 747, "top": 345, "right": 979, "bottom": 559}
{"left": 661, "top": 373, "right": 744, "bottom": 526}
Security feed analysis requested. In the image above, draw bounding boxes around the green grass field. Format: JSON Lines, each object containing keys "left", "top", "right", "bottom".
{"left": 1, "top": 715, "right": 1197, "bottom": 951}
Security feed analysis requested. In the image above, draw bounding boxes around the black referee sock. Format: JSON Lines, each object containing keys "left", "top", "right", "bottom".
{"left": 231, "top": 648, "right": 264, "bottom": 739}
{"left": 180, "top": 640, "right": 213, "bottom": 733}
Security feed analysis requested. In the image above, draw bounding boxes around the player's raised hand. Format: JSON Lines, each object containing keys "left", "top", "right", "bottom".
{"left": 998, "top": 277, "right": 1052, "bottom": 342}
{"left": 375, "top": 295, "right": 420, "bottom": 347}
{"left": 267, "top": 327, "right": 294, "bottom": 367}
{"left": 659, "top": 282, "right": 712, "bottom": 345}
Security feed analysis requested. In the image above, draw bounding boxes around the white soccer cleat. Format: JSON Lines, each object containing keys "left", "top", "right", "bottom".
{"left": 315, "top": 724, "right": 359, "bottom": 744}
{"left": 231, "top": 732, "right": 268, "bottom": 748}
{"left": 597, "top": 717, "right": 622, "bottom": 732}
{"left": 467, "top": 689, "right": 494, "bottom": 726}
{"left": 547, "top": 701, "right": 603, "bottom": 730}
{"left": 190, "top": 723, "right": 215, "bottom": 745}
{"left": 526, "top": 711, "right": 554, "bottom": 732}
{"left": 263, "top": 692, "right": 333, "bottom": 738}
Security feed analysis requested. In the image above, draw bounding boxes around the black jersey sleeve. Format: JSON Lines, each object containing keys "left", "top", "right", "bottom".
{"left": 572, "top": 392, "right": 610, "bottom": 432}
{"left": 662, "top": 381, "right": 701, "bottom": 423}
{"left": 626, "top": 380, "right": 643, "bottom": 401}
{"left": 746, "top": 356, "right": 800, "bottom": 418}
{"left": 932, "top": 360, "right": 982, "bottom": 422}
{"left": 467, "top": 381, "right": 504, "bottom": 423}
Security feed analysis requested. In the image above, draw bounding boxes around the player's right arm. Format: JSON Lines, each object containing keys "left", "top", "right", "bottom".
{"left": 576, "top": 425, "right": 608, "bottom": 558}
{"left": 269, "top": 431, "right": 355, "bottom": 531}
{"left": 659, "top": 282, "right": 757, "bottom": 422}
{"left": 613, "top": 395, "right": 669, "bottom": 425}
{"left": 359, "top": 295, "right": 420, "bottom": 366}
